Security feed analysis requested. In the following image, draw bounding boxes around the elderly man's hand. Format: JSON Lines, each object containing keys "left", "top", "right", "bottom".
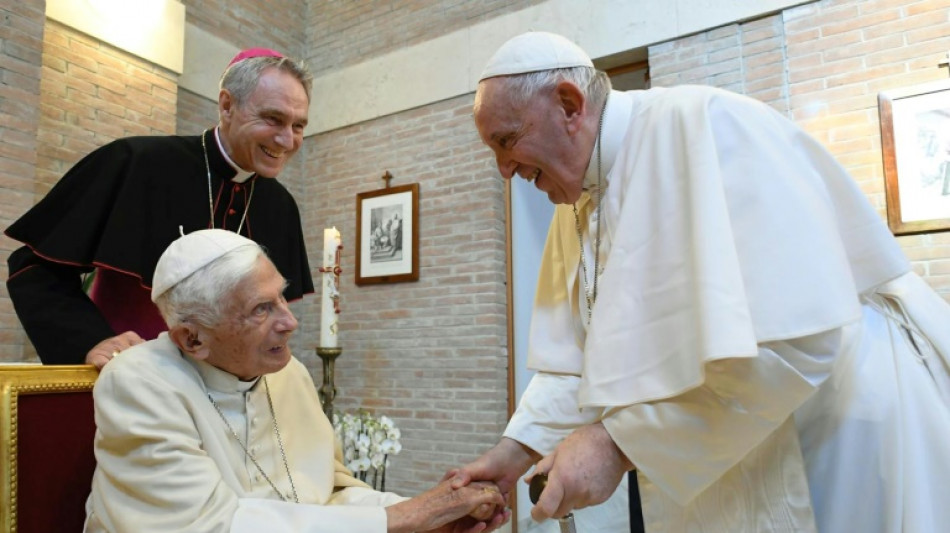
{"left": 386, "top": 478, "right": 507, "bottom": 533}
{"left": 85, "top": 331, "right": 145, "bottom": 369}
{"left": 528, "top": 422, "right": 632, "bottom": 522}
{"left": 448, "top": 437, "right": 539, "bottom": 499}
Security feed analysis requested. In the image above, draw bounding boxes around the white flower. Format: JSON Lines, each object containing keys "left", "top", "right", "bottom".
{"left": 332, "top": 409, "right": 402, "bottom": 490}
{"left": 380, "top": 438, "right": 401, "bottom": 454}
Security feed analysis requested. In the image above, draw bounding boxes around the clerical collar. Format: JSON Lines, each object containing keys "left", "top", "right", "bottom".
{"left": 186, "top": 354, "right": 260, "bottom": 394}
{"left": 581, "top": 89, "right": 627, "bottom": 196}
{"left": 213, "top": 127, "right": 254, "bottom": 184}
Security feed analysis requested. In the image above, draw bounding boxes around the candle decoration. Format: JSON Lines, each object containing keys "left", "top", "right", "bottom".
{"left": 317, "top": 227, "right": 343, "bottom": 417}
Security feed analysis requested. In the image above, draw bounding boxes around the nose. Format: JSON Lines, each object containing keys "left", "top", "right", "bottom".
{"left": 274, "top": 301, "right": 298, "bottom": 333}
{"left": 495, "top": 153, "right": 517, "bottom": 180}
{"left": 275, "top": 124, "right": 296, "bottom": 150}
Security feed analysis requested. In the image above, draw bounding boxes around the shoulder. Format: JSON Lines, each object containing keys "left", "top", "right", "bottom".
{"left": 634, "top": 85, "right": 763, "bottom": 117}
{"left": 111, "top": 134, "right": 201, "bottom": 159}
{"left": 96, "top": 336, "right": 197, "bottom": 396}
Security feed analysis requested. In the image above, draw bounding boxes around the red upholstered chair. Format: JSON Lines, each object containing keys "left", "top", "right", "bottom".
{"left": 0, "top": 365, "right": 99, "bottom": 533}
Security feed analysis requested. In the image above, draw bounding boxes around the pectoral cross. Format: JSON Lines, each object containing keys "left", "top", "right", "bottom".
{"left": 940, "top": 51, "right": 950, "bottom": 77}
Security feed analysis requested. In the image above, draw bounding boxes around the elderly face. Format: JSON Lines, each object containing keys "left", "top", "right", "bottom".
{"left": 218, "top": 67, "right": 309, "bottom": 178}
{"left": 200, "top": 256, "right": 298, "bottom": 380}
{"left": 473, "top": 77, "right": 590, "bottom": 204}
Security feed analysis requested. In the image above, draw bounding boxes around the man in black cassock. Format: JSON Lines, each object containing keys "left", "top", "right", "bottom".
{"left": 5, "top": 48, "right": 314, "bottom": 368}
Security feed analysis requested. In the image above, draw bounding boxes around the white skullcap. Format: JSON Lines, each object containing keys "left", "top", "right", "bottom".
{"left": 151, "top": 229, "right": 258, "bottom": 302}
{"left": 479, "top": 31, "right": 593, "bottom": 81}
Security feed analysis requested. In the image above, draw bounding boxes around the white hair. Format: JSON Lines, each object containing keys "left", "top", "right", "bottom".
{"left": 481, "top": 66, "right": 611, "bottom": 110}
{"left": 154, "top": 244, "right": 266, "bottom": 328}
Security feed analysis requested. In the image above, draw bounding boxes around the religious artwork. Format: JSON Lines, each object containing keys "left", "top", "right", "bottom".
{"left": 355, "top": 182, "right": 419, "bottom": 285}
{"left": 878, "top": 78, "right": 950, "bottom": 235}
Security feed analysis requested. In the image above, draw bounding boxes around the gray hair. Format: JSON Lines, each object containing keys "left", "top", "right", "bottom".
{"left": 483, "top": 66, "right": 611, "bottom": 110}
{"left": 220, "top": 55, "right": 313, "bottom": 106}
{"left": 154, "top": 244, "right": 266, "bottom": 328}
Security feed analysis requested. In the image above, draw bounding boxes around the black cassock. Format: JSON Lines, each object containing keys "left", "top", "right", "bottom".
{"left": 6, "top": 129, "right": 313, "bottom": 364}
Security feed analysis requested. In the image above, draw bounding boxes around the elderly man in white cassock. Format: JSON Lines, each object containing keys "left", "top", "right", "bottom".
{"left": 452, "top": 31, "right": 950, "bottom": 532}
{"left": 84, "top": 229, "right": 508, "bottom": 533}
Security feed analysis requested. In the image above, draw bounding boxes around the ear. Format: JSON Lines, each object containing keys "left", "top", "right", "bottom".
{"left": 218, "top": 89, "right": 234, "bottom": 123}
{"left": 169, "top": 323, "right": 211, "bottom": 361}
{"left": 554, "top": 80, "right": 587, "bottom": 133}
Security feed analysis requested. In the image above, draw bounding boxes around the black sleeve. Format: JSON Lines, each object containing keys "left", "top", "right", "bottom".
{"left": 7, "top": 246, "right": 115, "bottom": 364}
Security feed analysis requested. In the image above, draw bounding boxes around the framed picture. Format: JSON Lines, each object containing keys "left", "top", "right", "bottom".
{"left": 878, "top": 79, "right": 950, "bottom": 235}
{"left": 355, "top": 183, "right": 420, "bottom": 285}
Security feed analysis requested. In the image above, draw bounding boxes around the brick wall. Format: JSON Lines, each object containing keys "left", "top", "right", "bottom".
{"left": 36, "top": 21, "right": 178, "bottom": 198}
{"left": 181, "top": 0, "right": 307, "bottom": 58}
{"left": 649, "top": 0, "right": 950, "bottom": 302}
{"left": 305, "top": 94, "right": 510, "bottom": 493}
{"left": 305, "top": 0, "right": 546, "bottom": 75}
{"left": 176, "top": 89, "right": 219, "bottom": 136}
{"left": 0, "top": 2, "right": 45, "bottom": 361}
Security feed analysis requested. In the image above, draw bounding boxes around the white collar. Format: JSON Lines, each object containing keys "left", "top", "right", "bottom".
{"left": 186, "top": 352, "right": 260, "bottom": 394}
{"left": 214, "top": 127, "right": 255, "bottom": 184}
{"left": 581, "top": 90, "right": 631, "bottom": 195}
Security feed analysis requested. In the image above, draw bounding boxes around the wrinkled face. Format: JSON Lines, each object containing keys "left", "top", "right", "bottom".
{"left": 473, "top": 78, "right": 589, "bottom": 204}
{"left": 218, "top": 67, "right": 309, "bottom": 178}
{"left": 200, "top": 257, "right": 298, "bottom": 380}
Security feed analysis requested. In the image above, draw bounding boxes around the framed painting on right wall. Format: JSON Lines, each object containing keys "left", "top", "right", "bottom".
{"left": 878, "top": 79, "right": 950, "bottom": 235}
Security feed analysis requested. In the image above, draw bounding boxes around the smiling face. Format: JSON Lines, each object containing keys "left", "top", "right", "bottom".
{"left": 218, "top": 67, "right": 309, "bottom": 178}
{"left": 474, "top": 77, "right": 593, "bottom": 204}
{"left": 195, "top": 257, "right": 298, "bottom": 380}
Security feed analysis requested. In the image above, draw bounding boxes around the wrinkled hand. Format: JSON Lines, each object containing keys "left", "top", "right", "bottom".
{"left": 386, "top": 478, "right": 506, "bottom": 533}
{"left": 448, "top": 437, "right": 539, "bottom": 498}
{"left": 85, "top": 331, "right": 145, "bottom": 369}
{"left": 528, "top": 422, "right": 632, "bottom": 522}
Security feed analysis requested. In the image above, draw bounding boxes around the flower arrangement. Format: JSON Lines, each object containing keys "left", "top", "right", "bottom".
{"left": 332, "top": 409, "right": 402, "bottom": 491}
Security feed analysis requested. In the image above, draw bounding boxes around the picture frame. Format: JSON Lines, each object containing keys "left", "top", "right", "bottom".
{"left": 878, "top": 79, "right": 950, "bottom": 235}
{"left": 355, "top": 183, "right": 420, "bottom": 285}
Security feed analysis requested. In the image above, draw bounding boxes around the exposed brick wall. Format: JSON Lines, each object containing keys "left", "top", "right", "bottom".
{"left": 304, "top": 94, "right": 510, "bottom": 494}
{"left": 305, "top": 0, "right": 546, "bottom": 75}
{"left": 648, "top": 0, "right": 950, "bottom": 302}
{"left": 36, "top": 21, "right": 179, "bottom": 199}
{"left": 0, "top": 2, "right": 45, "bottom": 361}
{"left": 176, "top": 88, "right": 219, "bottom": 136}
{"left": 181, "top": 0, "right": 307, "bottom": 58}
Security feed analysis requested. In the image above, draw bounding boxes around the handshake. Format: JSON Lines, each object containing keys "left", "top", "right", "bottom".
{"left": 383, "top": 473, "right": 508, "bottom": 533}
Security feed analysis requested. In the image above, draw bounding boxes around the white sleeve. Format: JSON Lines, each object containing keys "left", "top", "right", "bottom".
{"left": 504, "top": 373, "right": 603, "bottom": 455}
{"left": 233, "top": 488, "right": 407, "bottom": 533}
{"left": 602, "top": 327, "right": 846, "bottom": 506}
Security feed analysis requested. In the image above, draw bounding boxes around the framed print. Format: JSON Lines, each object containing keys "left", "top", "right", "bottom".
{"left": 878, "top": 79, "right": 950, "bottom": 235}
{"left": 355, "top": 183, "right": 419, "bottom": 285}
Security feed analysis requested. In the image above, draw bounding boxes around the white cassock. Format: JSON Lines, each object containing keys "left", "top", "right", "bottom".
{"left": 84, "top": 333, "right": 405, "bottom": 533}
{"left": 505, "top": 86, "right": 950, "bottom": 532}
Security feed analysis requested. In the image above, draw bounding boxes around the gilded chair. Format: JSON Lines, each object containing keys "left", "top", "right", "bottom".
{"left": 0, "top": 365, "right": 99, "bottom": 533}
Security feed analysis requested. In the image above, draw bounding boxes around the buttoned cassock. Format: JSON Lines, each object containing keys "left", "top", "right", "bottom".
{"left": 505, "top": 86, "right": 950, "bottom": 532}
{"left": 84, "top": 333, "right": 405, "bottom": 533}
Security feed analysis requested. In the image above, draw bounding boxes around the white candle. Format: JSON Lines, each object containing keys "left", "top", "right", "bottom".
{"left": 320, "top": 227, "right": 341, "bottom": 347}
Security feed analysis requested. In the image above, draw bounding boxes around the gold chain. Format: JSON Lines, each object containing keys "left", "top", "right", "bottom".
{"left": 207, "top": 377, "right": 299, "bottom": 503}
{"left": 573, "top": 94, "right": 608, "bottom": 327}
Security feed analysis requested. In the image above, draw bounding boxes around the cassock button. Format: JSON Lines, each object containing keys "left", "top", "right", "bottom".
{"left": 234, "top": 184, "right": 241, "bottom": 191}
{"left": 228, "top": 208, "right": 237, "bottom": 215}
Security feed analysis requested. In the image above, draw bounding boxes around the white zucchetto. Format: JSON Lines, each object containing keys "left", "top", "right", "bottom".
{"left": 479, "top": 31, "right": 594, "bottom": 81}
{"left": 151, "top": 229, "right": 258, "bottom": 302}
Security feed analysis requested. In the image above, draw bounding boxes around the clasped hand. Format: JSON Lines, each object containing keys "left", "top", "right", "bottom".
{"left": 450, "top": 423, "right": 632, "bottom": 523}
{"left": 386, "top": 476, "right": 508, "bottom": 533}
